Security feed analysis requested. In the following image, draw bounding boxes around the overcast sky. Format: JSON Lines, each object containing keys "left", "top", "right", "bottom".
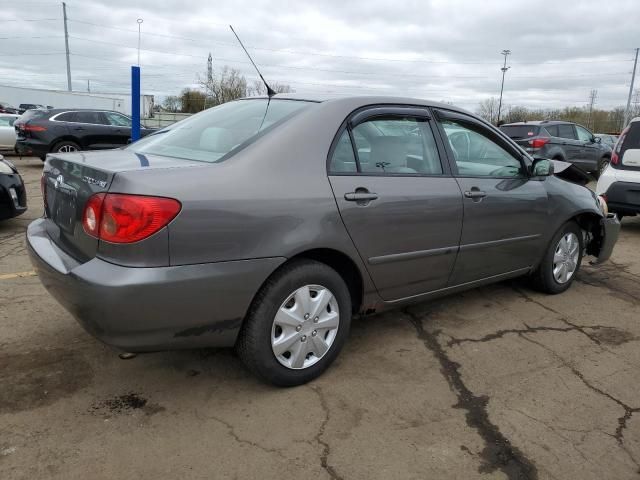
{"left": 1, "top": 0, "right": 638, "bottom": 111}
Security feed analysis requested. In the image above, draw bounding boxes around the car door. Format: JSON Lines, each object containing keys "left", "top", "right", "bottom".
{"left": 0, "top": 115, "right": 17, "bottom": 148}
{"left": 71, "top": 111, "right": 113, "bottom": 150}
{"left": 103, "top": 111, "right": 133, "bottom": 146}
{"left": 328, "top": 107, "right": 464, "bottom": 301}
{"left": 433, "top": 109, "right": 549, "bottom": 286}
{"left": 555, "top": 123, "right": 582, "bottom": 164}
{"left": 575, "top": 125, "right": 599, "bottom": 170}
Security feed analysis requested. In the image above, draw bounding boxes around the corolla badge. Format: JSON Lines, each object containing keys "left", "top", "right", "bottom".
{"left": 82, "top": 176, "right": 107, "bottom": 188}
{"left": 54, "top": 175, "right": 64, "bottom": 189}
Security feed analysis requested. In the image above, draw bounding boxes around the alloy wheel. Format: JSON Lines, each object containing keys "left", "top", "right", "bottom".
{"left": 271, "top": 284, "right": 339, "bottom": 370}
{"left": 58, "top": 144, "right": 78, "bottom": 153}
{"left": 552, "top": 232, "right": 580, "bottom": 284}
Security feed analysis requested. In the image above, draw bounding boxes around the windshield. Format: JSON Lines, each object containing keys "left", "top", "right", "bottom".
{"left": 128, "top": 99, "right": 313, "bottom": 163}
{"left": 500, "top": 125, "right": 541, "bottom": 139}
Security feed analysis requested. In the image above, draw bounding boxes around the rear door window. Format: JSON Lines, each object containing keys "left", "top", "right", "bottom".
{"left": 74, "top": 111, "right": 107, "bottom": 125}
{"left": 544, "top": 125, "right": 559, "bottom": 137}
{"left": 54, "top": 112, "right": 76, "bottom": 122}
{"left": 557, "top": 124, "right": 577, "bottom": 139}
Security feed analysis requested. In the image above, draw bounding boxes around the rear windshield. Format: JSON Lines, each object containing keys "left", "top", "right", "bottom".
{"left": 128, "top": 99, "right": 313, "bottom": 163}
{"left": 499, "top": 125, "right": 541, "bottom": 139}
{"left": 19, "top": 109, "right": 48, "bottom": 121}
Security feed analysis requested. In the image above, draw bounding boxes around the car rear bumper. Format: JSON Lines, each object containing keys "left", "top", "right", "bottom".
{"left": 603, "top": 181, "right": 640, "bottom": 215}
{"left": 590, "top": 213, "right": 620, "bottom": 265}
{"left": 15, "top": 139, "right": 49, "bottom": 157}
{"left": 27, "top": 218, "right": 285, "bottom": 351}
{"left": 0, "top": 172, "right": 27, "bottom": 220}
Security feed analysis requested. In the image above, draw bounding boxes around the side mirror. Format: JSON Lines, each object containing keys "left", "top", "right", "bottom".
{"left": 531, "top": 158, "right": 554, "bottom": 177}
{"left": 622, "top": 149, "right": 640, "bottom": 167}
{"left": 593, "top": 136, "right": 601, "bottom": 144}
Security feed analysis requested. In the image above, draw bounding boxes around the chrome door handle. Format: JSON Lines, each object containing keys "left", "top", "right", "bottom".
{"left": 345, "top": 192, "right": 378, "bottom": 202}
{"left": 464, "top": 190, "right": 487, "bottom": 199}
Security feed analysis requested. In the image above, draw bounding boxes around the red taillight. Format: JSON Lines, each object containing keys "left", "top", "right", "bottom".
{"left": 23, "top": 124, "right": 47, "bottom": 132}
{"left": 611, "top": 127, "right": 629, "bottom": 165}
{"left": 82, "top": 193, "right": 181, "bottom": 243}
{"left": 528, "top": 138, "right": 549, "bottom": 149}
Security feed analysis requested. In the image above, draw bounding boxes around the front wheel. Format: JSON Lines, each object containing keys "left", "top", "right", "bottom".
{"left": 236, "top": 260, "right": 351, "bottom": 386}
{"left": 530, "top": 222, "right": 583, "bottom": 294}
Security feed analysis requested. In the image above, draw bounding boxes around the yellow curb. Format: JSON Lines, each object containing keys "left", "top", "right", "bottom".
{"left": 0, "top": 271, "right": 37, "bottom": 280}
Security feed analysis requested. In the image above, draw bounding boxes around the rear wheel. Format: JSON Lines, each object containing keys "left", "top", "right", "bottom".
{"left": 52, "top": 140, "right": 80, "bottom": 154}
{"left": 236, "top": 259, "right": 351, "bottom": 386}
{"left": 530, "top": 222, "right": 583, "bottom": 294}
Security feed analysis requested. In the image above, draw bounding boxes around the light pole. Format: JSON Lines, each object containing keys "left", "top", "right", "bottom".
{"left": 496, "top": 49, "right": 511, "bottom": 125}
{"left": 137, "top": 18, "right": 143, "bottom": 66}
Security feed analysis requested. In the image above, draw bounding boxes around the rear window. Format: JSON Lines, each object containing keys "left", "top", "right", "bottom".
{"left": 617, "top": 122, "right": 640, "bottom": 165}
{"left": 128, "top": 99, "right": 313, "bottom": 163}
{"left": 19, "top": 110, "right": 48, "bottom": 122}
{"left": 499, "top": 125, "right": 540, "bottom": 139}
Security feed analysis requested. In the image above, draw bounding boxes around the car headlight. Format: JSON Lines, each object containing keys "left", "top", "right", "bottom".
{"left": 0, "top": 160, "right": 15, "bottom": 174}
{"left": 597, "top": 195, "right": 609, "bottom": 216}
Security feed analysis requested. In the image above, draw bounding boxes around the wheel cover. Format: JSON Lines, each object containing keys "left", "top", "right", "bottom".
{"left": 58, "top": 144, "right": 77, "bottom": 153}
{"left": 552, "top": 232, "right": 580, "bottom": 284}
{"left": 271, "top": 284, "right": 340, "bottom": 370}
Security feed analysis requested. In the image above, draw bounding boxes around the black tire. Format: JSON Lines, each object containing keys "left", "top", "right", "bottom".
{"left": 236, "top": 259, "right": 352, "bottom": 387}
{"left": 594, "top": 157, "right": 610, "bottom": 179}
{"left": 51, "top": 140, "right": 81, "bottom": 154}
{"left": 530, "top": 222, "right": 583, "bottom": 294}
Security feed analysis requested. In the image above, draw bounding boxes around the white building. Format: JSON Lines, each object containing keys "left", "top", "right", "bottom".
{"left": 0, "top": 84, "right": 154, "bottom": 118}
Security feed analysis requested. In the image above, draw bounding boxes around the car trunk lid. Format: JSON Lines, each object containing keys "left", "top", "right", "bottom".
{"left": 42, "top": 149, "right": 203, "bottom": 262}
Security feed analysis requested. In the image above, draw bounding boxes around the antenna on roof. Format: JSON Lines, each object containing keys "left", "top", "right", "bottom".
{"left": 229, "top": 25, "right": 276, "bottom": 97}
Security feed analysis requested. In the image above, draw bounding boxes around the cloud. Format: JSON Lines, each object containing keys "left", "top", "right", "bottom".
{"left": 0, "top": 0, "right": 637, "bottom": 111}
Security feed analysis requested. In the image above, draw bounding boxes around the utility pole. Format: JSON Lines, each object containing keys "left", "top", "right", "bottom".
{"left": 624, "top": 47, "right": 639, "bottom": 127}
{"left": 205, "top": 52, "right": 213, "bottom": 108}
{"left": 587, "top": 89, "right": 597, "bottom": 130}
{"left": 87, "top": 79, "right": 90, "bottom": 93}
{"left": 137, "top": 18, "right": 143, "bottom": 66}
{"left": 62, "top": 2, "right": 71, "bottom": 91}
{"left": 496, "top": 49, "right": 511, "bottom": 126}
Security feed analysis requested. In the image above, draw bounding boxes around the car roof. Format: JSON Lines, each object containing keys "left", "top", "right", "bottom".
{"left": 501, "top": 120, "right": 575, "bottom": 126}
{"left": 46, "top": 108, "right": 124, "bottom": 114}
{"left": 242, "top": 93, "right": 476, "bottom": 116}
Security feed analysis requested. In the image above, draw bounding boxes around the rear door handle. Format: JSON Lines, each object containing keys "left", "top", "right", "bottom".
{"left": 464, "top": 190, "right": 487, "bottom": 199}
{"left": 345, "top": 192, "right": 378, "bottom": 202}
{"left": 73, "top": 126, "right": 85, "bottom": 131}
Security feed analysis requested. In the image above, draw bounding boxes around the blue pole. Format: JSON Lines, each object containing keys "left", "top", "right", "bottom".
{"left": 131, "top": 66, "right": 141, "bottom": 141}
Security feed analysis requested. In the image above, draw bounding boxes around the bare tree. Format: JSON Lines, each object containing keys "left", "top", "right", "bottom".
{"left": 476, "top": 97, "right": 499, "bottom": 124}
{"left": 162, "top": 95, "right": 180, "bottom": 112}
{"left": 199, "top": 66, "right": 248, "bottom": 107}
{"left": 249, "top": 80, "right": 294, "bottom": 96}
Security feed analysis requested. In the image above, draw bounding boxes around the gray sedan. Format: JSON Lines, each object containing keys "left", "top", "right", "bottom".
{"left": 27, "top": 95, "right": 620, "bottom": 386}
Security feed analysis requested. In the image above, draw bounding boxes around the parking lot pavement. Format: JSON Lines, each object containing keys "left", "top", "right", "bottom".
{"left": 1, "top": 156, "right": 640, "bottom": 480}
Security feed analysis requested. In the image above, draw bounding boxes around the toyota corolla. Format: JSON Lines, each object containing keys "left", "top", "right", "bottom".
{"left": 27, "top": 95, "right": 620, "bottom": 386}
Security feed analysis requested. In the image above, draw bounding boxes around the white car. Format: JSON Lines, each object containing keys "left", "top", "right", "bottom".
{"left": 596, "top": 117, "right": 640, "bottom": 218}
{"left": 0, "top": 113, "right": 19, "bottom": 151}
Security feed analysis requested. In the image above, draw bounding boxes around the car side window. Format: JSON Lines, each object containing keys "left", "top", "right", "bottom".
{"left": 575, "top": 126, "right": 593, "bottom": 142}
{"left": 0, "top": 117, "right": 12, "bottom": 127}
{"left": 55, "top": 112, "right": 76, "bottom": 122}
{"left": 557, "top": 124, "right": 577, "bottom": 139}
{"left": 329, "top": 130, "right": 358, "bottom": 173}
{"left": 105, "top": 112, "right": 132, "bottom": 127}
{"left": 74, "top": 111, "right": 107, "bottom": 125}
{"left": 438, "top": 118, "right": 524, "bottom": 177}
{"left": 544, "top": 125, "right": 559, "bottom": 137}
{"left": 350, "top": 117, "right": 443, "bottom": 175}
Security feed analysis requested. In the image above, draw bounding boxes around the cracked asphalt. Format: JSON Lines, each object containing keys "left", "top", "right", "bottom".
{"left": 2, "top": 155, "right": 640, "bottom": 479}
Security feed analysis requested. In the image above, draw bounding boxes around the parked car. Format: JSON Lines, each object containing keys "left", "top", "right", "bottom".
{"left": 500, "top": 120, "right": 612, "bottom": 178}
{"left": 0, "top": 114, "right": 19, "bottom": 151}
{"left": 595, "top": 133, "right": 618, "bottom": 148}
{"left": 17, "top": 103, "right": 46, "bottom": 114}
{"left": 596, "top": 117, "right": 640, "bottom": 218}
{"left": 14, "top": 109, "right": 154, "bottom": 160}
{"left": 27, "top": 95, "right": 619, "bottom": 386}
{"left": 0, "top": 102, "right": 19, "bottom": 114}
{"left": 0, "top": 154, "right": 27, "bottom": 220}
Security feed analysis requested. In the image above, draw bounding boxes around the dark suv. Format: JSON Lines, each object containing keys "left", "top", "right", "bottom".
{"left": 500, "top": 120, "right": 612, "bottom": 177}
{"left": 15, "top": 109, "right": 154, "bottom": 160}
